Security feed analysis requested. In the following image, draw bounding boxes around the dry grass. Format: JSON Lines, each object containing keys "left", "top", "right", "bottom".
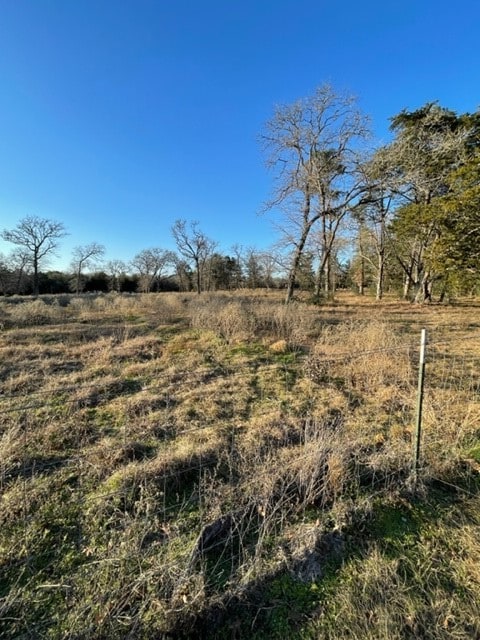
{"left": 0, "top": 291, "right": 479, "bottom": 638}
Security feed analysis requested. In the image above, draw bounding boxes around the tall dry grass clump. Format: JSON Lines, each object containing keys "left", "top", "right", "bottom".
{"left": 306, "top": 320, "right": 413, "bottom": 393}
{"left": 253, "top": 299, "right": 318, "bottom": 345}
{"left": 6, "top": 298, "right": 61, "bottom": 326}
{"left": 188, "top": 293, "right": 318, "bottom": 346}
{"left": 190, "top": 297, "right": 256, "bottom": 343}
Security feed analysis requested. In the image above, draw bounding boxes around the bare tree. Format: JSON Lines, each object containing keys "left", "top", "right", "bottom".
{"left": 1, "top": 216, "right": 67, "bottom": 295}
{"left": 0, "top": 248, "right": 32, "bottom": 294}
{"left": 105, "top": 259, "right": 128, "bottom": 292}
{"left": 11, "top": 249, "right": 32, "bottom": 293}
{"left": 229, "top": 245, "right": 280, "bottom": 289}
{"left": 244, "top": 247, "right": 265, "bottom": 289}
{"left": 230, "top": 244, "right": 246, "bottom": 288}
{"left": 70, "top": 242, "right": 105, "bottom": 294}
{"left": 261, "top": 84, "right": 370, "bottom": 303}
{"left": 171, "top": 256, "right": 193, "bottom": 292}
{"left": 258, "top": 250, "right": 280, "bottom": 289}
{"left": 131, "top": 248, "right": 175, "bottom": 293}
{"left": 351, "top": 148, "right": 399, "bottom": 300}
{"left": 0, "top": 253, "right": 11, "bottom": 294}
{"left": 171, "top": 220, "right": 216, "bottom": 294}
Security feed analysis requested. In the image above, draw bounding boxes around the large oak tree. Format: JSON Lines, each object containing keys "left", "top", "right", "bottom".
{"left": 261, "top": 84, "right": 370, "bottom": 303}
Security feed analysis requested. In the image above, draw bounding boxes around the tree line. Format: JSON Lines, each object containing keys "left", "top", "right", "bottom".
{"left": 2, "top": 84, "right": 479, "bottom": 302}
{"left": 0, "top": 217, "right": 287, "bottom": 296}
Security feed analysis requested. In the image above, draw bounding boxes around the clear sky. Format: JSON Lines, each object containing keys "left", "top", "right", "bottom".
{"left": 0, "top": 0, "right": 479, "bottom": 270}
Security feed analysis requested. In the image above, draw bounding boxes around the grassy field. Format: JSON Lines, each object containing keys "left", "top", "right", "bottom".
{"left": 1, "top": 291, "right": 480, "bottom": 639}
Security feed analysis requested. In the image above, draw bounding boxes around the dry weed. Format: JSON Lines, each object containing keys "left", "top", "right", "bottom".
{"left": 306, "top": 320, "right": 413, "bottom": 393}
{"left": 6, "top": 298, "right": 60, "bottom": 326}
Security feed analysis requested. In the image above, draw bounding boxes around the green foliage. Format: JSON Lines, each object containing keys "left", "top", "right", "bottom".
{"left": 385, "top": 104, "right": 480, "bottom": 300}
{"left": 207, "top": 253, "right": 242, "bottom": 290}
{"left": 390, "top": 155, "right": 480, "bottom": 297}
{"left": 296, "top": 251, "right": 315, "bottom": 291}
{"left": 250, "top": 574, "right": 322, "bottom": 639}
{"left": 436, "top": 157, "right": 480, "bottom": 275}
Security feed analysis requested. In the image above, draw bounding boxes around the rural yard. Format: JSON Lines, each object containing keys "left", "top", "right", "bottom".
{"left": 1, "top": 291, "right": 479, "bottom": 638}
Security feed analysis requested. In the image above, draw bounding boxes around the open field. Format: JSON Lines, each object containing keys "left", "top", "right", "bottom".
{"left": 1, "top": 291, "right": 480, "bottom": 639}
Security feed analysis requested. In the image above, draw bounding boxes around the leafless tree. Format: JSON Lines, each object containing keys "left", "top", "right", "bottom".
{"left": 131, "top": 248, "right": 175, "bottom": 293}
{"left": 70, "top": 242, "right": 106, "bottom": 294}
{"left": 171, "top": 220, "right": 216, "bottom": 294}
{"left": 105, "top": 259, "right": 128, "bottom": 292}
{"left": 230, "top": 244, "right": 246, "bottom": 288}
{"left": 1, "top": 216, "right": 67, "bottom": 295}
{"left": 351, "top": 148, "right": 399, "bottom": 300}
{"left": 240, "top": 247, "right": 282, "bottom": 289}
{"left": 11, "top": 249, "right": 31, "bottom": 293}
{"left": 0, "top": 248, "right": 31, "bottom": 294}
{"left": 0, "top": 253, "right": 11, "bottom": 294}
{"left": 171, "top": 256, "right": 193, "bottom": 292}
{"left": 244, "top": 247, "right": 265, "bottom": 289}
{"left": 261, "top": 84, "right": 370, "bottom": 302}
{"left": 258, "top": 250, "right": 280, "bottom": 289}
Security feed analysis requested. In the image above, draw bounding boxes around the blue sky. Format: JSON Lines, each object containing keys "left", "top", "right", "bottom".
{"left": 0, "top": 0, "right": 479, "bottom": 270}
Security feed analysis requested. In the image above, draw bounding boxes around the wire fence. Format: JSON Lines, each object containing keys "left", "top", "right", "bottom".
{"left": 418, "top": 332, "right": 480, "bottom": 491}
{"left": 1, "top": 328, "right": 480, "bottom": 636}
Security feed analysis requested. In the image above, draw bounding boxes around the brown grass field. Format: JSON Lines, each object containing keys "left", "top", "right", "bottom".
{"left": 1, "top": 290, "right": 479, "bottom": 639}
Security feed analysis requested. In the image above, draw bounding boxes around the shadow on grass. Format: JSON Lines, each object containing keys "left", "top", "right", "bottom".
{"left": 163, "top": 472, "right": 480, "bottom": 639}
{"left": 2, "top": 454, "right": 73, "bottom": 483}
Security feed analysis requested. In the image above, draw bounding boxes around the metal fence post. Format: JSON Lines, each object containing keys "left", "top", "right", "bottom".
{"left": 413, "top": 328, "right": 427, "bottom": 483}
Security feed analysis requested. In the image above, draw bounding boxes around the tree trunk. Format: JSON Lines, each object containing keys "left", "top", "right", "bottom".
{"left": 314, "top": 213, "right": 329, "bottom": 299}
{"left": 33, "top": 254, "right": 39, "bottom": 296}
{"left": 402, "top": 253, "right": 417, "bottom": 300}
{"left": 331, "top": 260, "right": 337, "bottom": 296}
{"left": 403, "top": 272, "right": 411, "bottom": 300}
{"left": 414, "top": 271, "right": 433, "bottom": 303}
{"left": 285, "top": 240, "right": 306, "bottom": 303}
{"left": 439, "top": 283, "right": 448, "bottom": 303}
{"left": 358, "top": 254, "right": 365, "bottom": 295}
{"left": 285, "top": 191, "right": 312, "bottom": 304}
{"left": 195, "top": 258, "right": 201, "bottom": 294}
{"left": 314, "top": 260, "right": 322, "bottom": 298}
{"left": 357, "top": 226, "right": 365, "bottom": 295}
{"left": 76, "top": 269, "right": 81, "bottom": 294}
{"left": 324, "top": 254, "right": 331, "bottom": 297}
{"left": 376, "top": 248, "right": 385, "bottom": 300}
